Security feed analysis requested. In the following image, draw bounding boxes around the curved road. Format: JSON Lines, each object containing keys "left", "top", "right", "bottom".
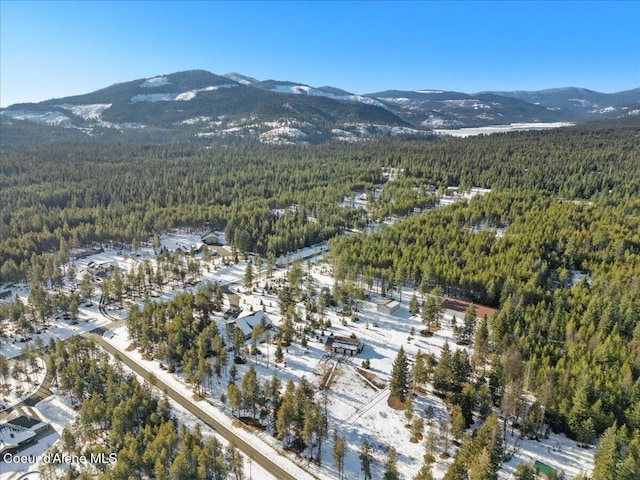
{"left": 87, "top": 332, "right": 306, "bottom": 480}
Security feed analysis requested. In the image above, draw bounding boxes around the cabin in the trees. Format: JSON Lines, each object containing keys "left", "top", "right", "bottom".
{"left": 532, "top": 460, "right": 557, "bottom": 480}
{"left": 174, "top": 243, "right": 204, "bottom": 254}
{"left": 201, "top": 232, "right": 220, "bottom": 246}
{"left": 325, "top": 335, "right": 364, "bottom": 356}
{"left": 87, "top": 261, "right": 118, "bottom": 279}
{"left": 232, "top": 310, "right": 274, "bottom": 340}
{"left": 377, "top": 299, "right": 400, "bottom": 315}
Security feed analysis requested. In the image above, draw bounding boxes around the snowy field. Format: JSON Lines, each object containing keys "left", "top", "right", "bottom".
{"left": 434, "top": 122, "right": 574, "bottom": 137}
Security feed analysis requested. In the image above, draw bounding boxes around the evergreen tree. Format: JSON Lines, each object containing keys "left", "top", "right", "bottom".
{"left": 593, "top": 423, "right": 620, "bottom": 480}
{"left": 472, "top": 316, "right": 489, "bottom": 371}
{"left": 433, "top": 341, "right": 454, "bottom": 393}
{"left": 514, "top": 463, "right": 536, "bottom": 480}
{"left": 451, "top": 405, "right": 466, "bottom": 442}
{"left": 410, "top": 294, "right": 420, "bottom": 315}
{"left": 241, "top": 366, "right": 261, "bottom": 420}
{"left": 412, "top": 351, "right": 427, "bottom": 391}
{"left": 333, "top": 431, "right": 346, "bottom": 480}
{"left": 424, "top": 424, "right": 438, "bottom": 463}
{"left": 389, "top": 346, "right": 410, "bottom": 405}
{"left": 383, "top": 447, "right": 399, "bottom": 480}
{"left": 360, "top": 439, "right": 373, "bottom": 480}
{"left": 244, "top": 261, "right": 253, "bottom": 289}
{"left": 414, "top": 463, "right": 435, "bottom": 480}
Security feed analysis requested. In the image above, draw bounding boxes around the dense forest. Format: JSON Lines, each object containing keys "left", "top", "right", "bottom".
{"left": 2, "top": 119, "right": 638, "bottom": 284}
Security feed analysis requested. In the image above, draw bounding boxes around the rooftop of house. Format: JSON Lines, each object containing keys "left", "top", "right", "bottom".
{"left": 378, "top": 299, "right": 399, "bottom": 306}
{"left": 234, "top": 310, "right": 273, "bottom": 336}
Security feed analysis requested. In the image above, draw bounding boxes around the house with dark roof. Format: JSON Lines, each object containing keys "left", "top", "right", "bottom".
{"left": 325, "top": 335, "right": 364, "bottom": 356}
{"left": 0, "top": 410, "right": 51, "bottom": 455}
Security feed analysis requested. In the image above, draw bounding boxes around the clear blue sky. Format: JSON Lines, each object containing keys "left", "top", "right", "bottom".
{"left": 1, "top": 0, "right": 639, "bottom": 106}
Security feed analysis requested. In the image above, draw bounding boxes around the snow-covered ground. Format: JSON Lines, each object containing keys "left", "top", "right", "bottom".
{"left": 0, "top": 358, "right": 46, "bottom": 412}
{"left": 433, "top": 122, "right": 574, "bottom": 137}
{"left": 1, "top": 232, "right": 595, "bottom": 479}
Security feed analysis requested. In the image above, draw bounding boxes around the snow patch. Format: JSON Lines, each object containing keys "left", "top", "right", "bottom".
{"left": 569, "top": 98, "right": 592, "bottom": 107}
{"left": 270, "top": 84, "right": 386, "bottom": 107}
{"left": 57, "top": 103, "right": 111, "bottom": 120}
{"left": 132, "top": 84, "right": 237, "bottom": 103}
{"left": 140, "top": 76, "right": 170, "bottom": 88}
{"left": 434, "top": 122, "right": 574, "bottom": 138}
{"left": 443, "top": 99, "right": 491, "bottom": 109}
{"left": 1, "top": 110, "right": 71, "bottom": 126}
{"left": 416, "top": 89, "right": 444, "bottom": 94}
{"left": 131, "top": 93, "right": 176, "bottom": 103}
{"left": 260, "top": 126, "right": 309, "bottom": 145}
{"left": 420, "top": 115, "right": 465, "bottom": 128}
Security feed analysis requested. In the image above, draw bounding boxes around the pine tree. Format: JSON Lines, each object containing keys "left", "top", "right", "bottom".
{"left": 412, "top": 351, "right": 427, "bottom": 391}
{"left": 275, "top": 340, "right": 284, "bottom": 363}
{"left": 468, "top": 447, "right": 493, "bottom": 480}
{"left": 241, "top": 366, "right": 261, "bottom": 420}
{"left": 276, "top": 394, "right": 295, "bottom": 447}
{"left": 514, "top": 463, "right": 536, "bottom": 480}
{"left": 332, "top": 431, "right": 346, "bottom": 480}
{"left": 458, "top": 303, "right": 476, "bottom": 344}
{"left": 414, "top": 463, "right": 435, "bottom": 480}
{"left": 244, "top": 261, "right": 253, "bottom": 289}
{"left": 389, "top": 346, "right": 410, "bottom": 405}
{"left": 443, "top": 457, "right": 468, "bottom": 480}
{"left": 410, "top": 294, "right": 420, "bottom": 315}
{"left": 433, "top": 341, "right": 454, "bottom": 393}
{"left": 472, "top": 316, "right": 489, "bottom": 371}
{"left": 593, "top": 423, "right": 620, "bottom": 480}
{"left": 360, "top": 439, "right": 373, "bottom": 480}
{"left": 451, "top": 405, "right": 466, "bottom": 442}
{"left": 383, "top": 447, "right": 399, "bottom": 480}
{"left": 424, "top": 424, "right": 438, "bottom": 463}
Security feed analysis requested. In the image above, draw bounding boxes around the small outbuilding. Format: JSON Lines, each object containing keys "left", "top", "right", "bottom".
{"left": 377, "top": 299, "right": 400, "bottom": 315}
{"left": 325, "top": 335, "right": 364, "bottom": 356}
{"left": 533, "top": 460, "right": 557, "bottom": 480}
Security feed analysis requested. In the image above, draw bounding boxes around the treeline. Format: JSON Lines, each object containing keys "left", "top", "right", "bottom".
{"left": 0, "top": 142, "right": 377, "bottom": 282}
{"left": 45, "top": 337, "right": 245, "bottom": 480}
{"left": 2, "top": 119, "right": 639, "bottom": 283}
{"left": 330, "top": 191, "right": 640, "bottom": 451}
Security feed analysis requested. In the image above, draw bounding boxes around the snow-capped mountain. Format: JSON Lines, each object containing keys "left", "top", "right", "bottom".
{"left": 1, "top": 70, "right": 638, "bottom": 146}
{"left": 480, "top": 87, "right": 640, "bottom": 117}
{"left": 364, "top": 88, "right": 640, "bottom": 127}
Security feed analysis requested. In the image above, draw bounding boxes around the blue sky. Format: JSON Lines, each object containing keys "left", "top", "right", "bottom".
{"left": 1, "top": 1, "right": 639, "bottom": 106}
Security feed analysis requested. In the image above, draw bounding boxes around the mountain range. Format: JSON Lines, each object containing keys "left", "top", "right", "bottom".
{"left": 1, "top": 69, "right": 639, "bottom": 145}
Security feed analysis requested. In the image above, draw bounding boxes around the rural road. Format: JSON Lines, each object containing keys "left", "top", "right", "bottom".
{"left": 87, "top": 332, "right": 308, "bottom": 480}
